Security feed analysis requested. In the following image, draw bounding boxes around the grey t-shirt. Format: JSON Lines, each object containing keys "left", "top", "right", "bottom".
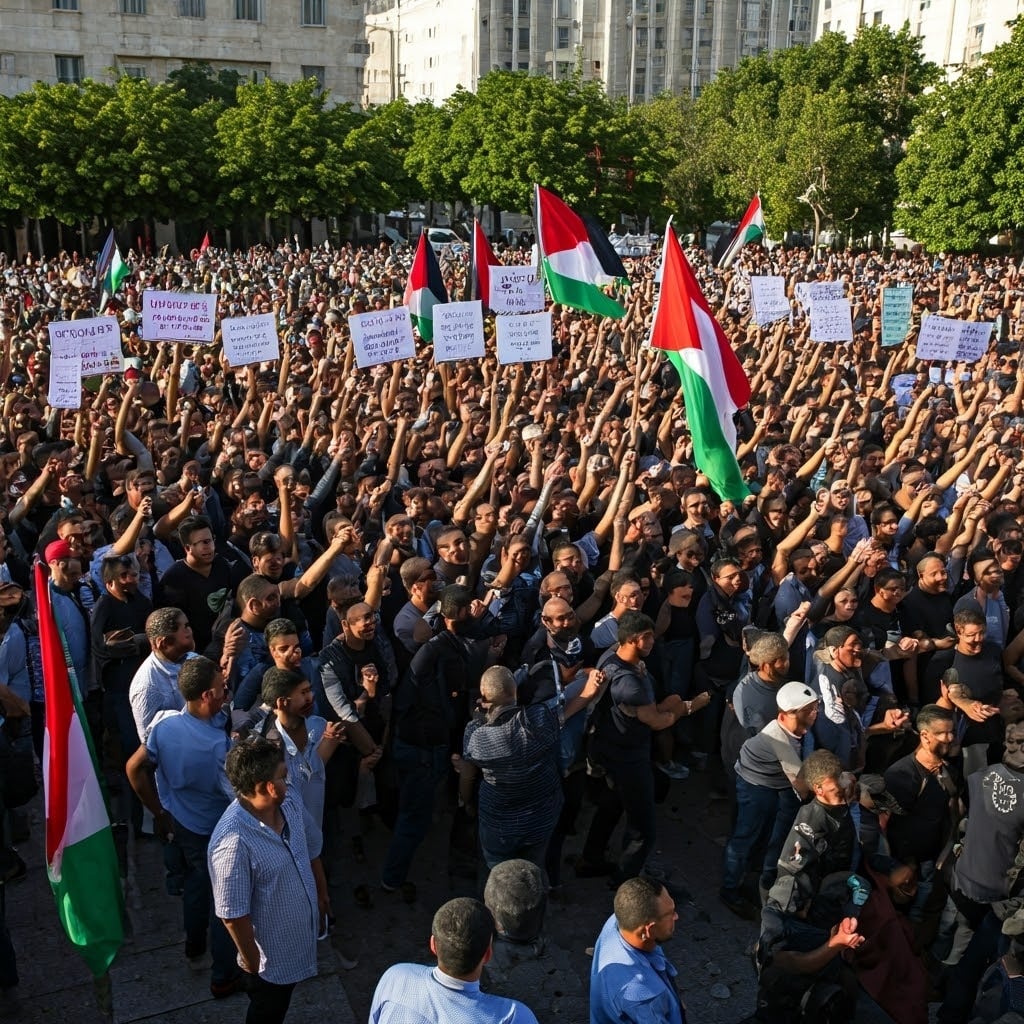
{"left": 735, "top": 719, "right": 808, "bottom": 790}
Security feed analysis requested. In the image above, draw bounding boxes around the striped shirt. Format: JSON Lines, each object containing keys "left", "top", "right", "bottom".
{"left": 208, "top": 789, "right": 322, "bottom": 985}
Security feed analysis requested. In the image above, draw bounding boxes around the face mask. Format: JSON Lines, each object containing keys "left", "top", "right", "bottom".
{"left": 550, "top": 636, "right": 583, "bottom": 666}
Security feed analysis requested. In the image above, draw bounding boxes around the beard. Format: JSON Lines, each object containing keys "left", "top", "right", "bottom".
{"left": 548, "top": 625, "right": 579, "bottom": 645}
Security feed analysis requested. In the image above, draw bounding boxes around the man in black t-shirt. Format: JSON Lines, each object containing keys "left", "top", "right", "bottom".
{"left": 899, "top": 553, "right": 956, "bottom": 706}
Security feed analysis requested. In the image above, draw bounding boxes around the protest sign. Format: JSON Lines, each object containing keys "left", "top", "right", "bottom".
{"left": 48, "top": 317, "right": 122, "bottom": 377}
{"left": 496, "top": 312, "right": 552, "bottom": 365}
{"left": 350, "top": 306, "right": 416, "bottom": 368}
{"left": 915, "top": 314, "right": 991, "bottom": 363}
{"left": 808, "top": 281, "right": 846, "bottom": 304}
{"left": 488, "top": 266, "right": 545, "bottom": 314}
{"left": 221, "top": 314, "right": 280, "bottom": 368}
{"left": 47, "top": 328, "right": 81, "bottom": 408}
{"left": 142, "top": 290, "right": 217, "bottom": 344}
{"left": 809, "top": 297, "right": 853, "bottom": 343}
{"left": 433, "top": 301, "right": 485, "bottom": 363}
{"left": 749, "top": 276, "right": 789, "bottom": 326}
{"left": 881, "top": 285, "right": 914, "bottom": 347}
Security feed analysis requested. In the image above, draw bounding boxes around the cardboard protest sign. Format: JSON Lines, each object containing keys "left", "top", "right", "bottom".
{"left": 47, "top": 327, "right": 82, "bottom": 408}
{"left": 881, "top": 285, "right": 913, "bottom": 347}
{"left": 749, "top": 276, "right": 789, "bottom": 326}
{"left": 488, "top": 266, "right": 545, "bottom": 314}
{"left": 142, "top": 291, "right": 217, "bottom": 343}
{"left": 48, "top": 317, "right": 122, "bottom": 377}
{"left": 915, "top": 315, "right": 992, "bottom": 363}
{"left": 350, "top": 306, "right": 417, "bottom": 368}
{"left": 809, "top": 297, "right": 853, "bottom": 343}
{"left": 433, "top": 301, "right": 485, "bottom": 363}
{"left": 221, "top": 314, "right": 280, "bottom": 368}
{"left": 496, "top": 312, "right": 552, "bottom": 365}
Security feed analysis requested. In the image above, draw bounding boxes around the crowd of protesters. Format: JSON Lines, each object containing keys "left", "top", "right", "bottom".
{"left": 2, "top": 232, "right": 1024, "bottom": 1023}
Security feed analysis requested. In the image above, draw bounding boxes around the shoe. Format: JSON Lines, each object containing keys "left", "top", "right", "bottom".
{"left": 656, "top": 761, "right": 691, "bottom": 780}
{"left": 187, "top": 952, "right": 211, "bottom": 972}
{"left": 381, "top": 880, "right": 417, "bottom": 903}
{"left": 210, "top": 974, "right": 248, "bottom": 999}
{"left": 719, "top": 887, "right": 760, "bottom": 921}
{"left": 574, "top": 858, "right": 617, "bottom": 879}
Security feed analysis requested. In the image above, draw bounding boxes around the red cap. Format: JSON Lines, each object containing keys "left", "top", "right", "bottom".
{"left": 44, "top": 540, "right": 74, "bottom": 564}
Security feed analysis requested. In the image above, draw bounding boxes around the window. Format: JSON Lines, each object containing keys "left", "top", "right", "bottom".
{"left": 179, "top": 0, "right": 205, "bottom": 14}
{"left": 873, "top": 10, "right": 882, "bottom": 23}
{"left": 235, "top": 0, "right": 261, "bottom": 21}
{"left": 349, "top": 40, "right": 369, "bottom": 53}
{"left": 0, "top": 54, "right": 15, "bottom": 74}
{"left": 301, "top": 0, "right": 325, "bottom": 26}
{"left": 636, "top": 26, "right": 648, "bottom": 47}
{"left": 122, "top": 64, "right": 147, "bottom": 78}
{"left": 301, "top": 65, "right": 325, "bottom": 93}
{"left": 655, "top": 26, "right": 665, "bottom": 48}
{"left": 518, "top": 25, "right": 529, "bottom": 49}
{"left": 55, "top": 55, "right": 84, "bottom": 83}
{"left": 120, "top": 0, "right": 146, "bottom": 12}
{"left": 517, "top": 0, "right": 529, "bottom": 15}
{"left": 556, "top": 0, "right": 570, "bottom": 15}
{"left": 822, "top": 20, "right": 830, "bottom": 31}
{"left": 504, "top": 27, "right": 513, "bottom": 47}
{"left": 557, "top": 25, "right": 570, "bottom": 48}
{"left": 52, "top": 0, "right": 78, "bottom": 9}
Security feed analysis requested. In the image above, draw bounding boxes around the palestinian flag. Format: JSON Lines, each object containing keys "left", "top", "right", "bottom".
{"left": 534, "top": 185, "right": 625, "bottom": 318}
{"left": 717, "top": 195, "right": 766, "bottom": 269}
{"left": 651, "top": 224, "right": 751, "bottom": 501}
{"left": 469, "top": 219, "right": 501, "bottom": 307}
{"left": 35, "top": 562, "right": 124, "bottom": 977}
{"left": 403, "top": 232, "right": 448, "bottom": 341}
{"left": 98, "top": 243, "right": 129, "bottom": 314}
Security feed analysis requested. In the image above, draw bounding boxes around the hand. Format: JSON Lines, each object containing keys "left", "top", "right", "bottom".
{"left": 883, "top": 707, "right": 911, "bottom": 731}
{"left": 359, "top": 664, "right": 379, "bottom": 698}
{"left": 323, "top": 721, "right": 348, "bottom": 744}
{"left": 580, "top": 667, "right": 605, "bottom": 699}
{"left": 963, "top": 701, "right": 999, "bottom": 723}
{"left": 828, "top": 917, "right": 866, "bottom": 951}
{"left": 154, "top": 809, "right": 174, "bottom": 843}
{"left": 222, "top": 619, "right": 248, "bottom": 659}
{"left": 138, "top": 495, "right": 154, "bottom": 519}
{"left": 688, "top": 691, "right": 712, "bottom": 714}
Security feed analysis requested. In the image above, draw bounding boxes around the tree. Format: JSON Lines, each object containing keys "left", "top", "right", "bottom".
{"left": 405, "top": 90, "right": 476, "bottom": 212}
{"left": 215, "top": 79, "right": 353, "bottom": 220}
{"left": 167, "top": 62, "right": 243, "bottom": 109}
{"left": 342, "top": 98, "right": 417, "bottom": 214}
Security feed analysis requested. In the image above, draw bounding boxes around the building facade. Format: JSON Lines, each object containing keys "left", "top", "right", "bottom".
{"left": 360, "top": 0, "right": 818, "bottom": 107}
{"left": 815, "top": 0, "right": 1024, "bottom": 73}
{"left": 0, "top": 0, "right": 366, "bottom": 104}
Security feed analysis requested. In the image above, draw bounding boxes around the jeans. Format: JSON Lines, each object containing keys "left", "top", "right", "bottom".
{"left": 245, "top": 976, "right": 296, "bottom": 1024}
{"left": 721, "top": 776, "right": 799, "bottom": 893}
{"left": 380, "top": 739, "right": 449, "bottom": 889}
{"left": 103, "top": 690, "right": 143, "bottom": 832}
{"left": 478, "top": 824, "right": 549, "bottom": 873}
{"left": 939, "top": 898, "right": 1003, "bottom": 1024}
{"left": 582, "top": 757, "right": 657, "bottom": 883}
{"left": 169, "top": 817, "right": 237, "bottom": 984}
{"left": 546, "top": 770, "right": 585, "bottom": 887}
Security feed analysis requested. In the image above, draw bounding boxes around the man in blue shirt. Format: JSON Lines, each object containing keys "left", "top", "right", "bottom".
{"left": 590, "top": 876, "right": 686, "bottom": 1024}
{"left": 370, "top": 897, "right": 538, "bottom": 1024}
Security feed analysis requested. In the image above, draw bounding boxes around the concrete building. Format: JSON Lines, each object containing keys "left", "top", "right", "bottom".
{"left": 815, "top": 0, "right": 1024, "bottom": 74}
{"left": 360, "top": 0, "right": 818, "bottom": 107}
{"left": 0, "top": 0, "right": 366, "bottom": 105}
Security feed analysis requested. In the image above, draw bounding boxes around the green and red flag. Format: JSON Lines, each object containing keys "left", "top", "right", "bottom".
{"left": 534, "top": 185, "right": 626, "bottom": 319}
{"left": 651, "top": 224, "right": 751, "bottom": 501}
{"left": 717, "top": 195, "right": 766, "bottom": 269}
{"left": 403, "top": 231, "right": 448, "bottom": 341}
{"left": 35, "top": 562, "right": 124, "bottom": 978}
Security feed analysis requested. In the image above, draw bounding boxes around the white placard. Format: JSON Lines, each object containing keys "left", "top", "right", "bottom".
{"left": 350, "top": 306, "right": 417, "bottom": 368}
{"left": 48, "top": 317, "right": 122, "bottom": 377}
{"left": 47, "top": 328, "right": 82, "bottom": 408}
{"left": 142, "top": 290, "right": 217, "bottom": 343}
{"left": 488, "top": 266, "right": 545, "bottom": 314}
{"left": 496, "top": 311, "right": 553, "bottom": 365}
{"left": 915, "top": 314, "right": 991, "bottom": 363}
{"left": 749, "top": 276, "right": 790, "bottom": 326}
{"left": 433, "top": 301, "right": 485, "bottom": 363}
{"left": 808, "top": 281, "right": 845, "bottom": 304}
{"left": 809, "top": 298, "right": 853, "bottom": 343}
{"left": 221, "top": 314, "right": 280, "bottom": 368}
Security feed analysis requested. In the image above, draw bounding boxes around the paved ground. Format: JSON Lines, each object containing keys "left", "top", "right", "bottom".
{"left": 3, "top": 772, "right": 762, "bottom": 1024}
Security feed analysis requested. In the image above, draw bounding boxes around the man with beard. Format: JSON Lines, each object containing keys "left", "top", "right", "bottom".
{"left": 393, "top": 557, "right": 444, "bottom": 670}
{"left": 774, "top": 549, "right": 819, "bottom": 669}
{"left": 433, "top": 527, "right": 472, "bottom": 587}
{"left": 379, "top": 514, "right": 421, "bottom": 623}
{"left": 92, "top": 552, "right": 154, "bottom": 831}
{"left": 880, "top": 704, "right": 960, "bottom": 930}
{"left": 129, "top": 607, "right": 196, "bottom": 743}
{"left": 899, "top": 553, "right": 956, "bottom": 707}
{"left": 207, "top": 574, "right": 281, "bottom": 691}
{"left": 382, "top": 584, "right": 489, "bottom": 899}
{"left": 590, "top": 574, "right": 646, "bottom": 651}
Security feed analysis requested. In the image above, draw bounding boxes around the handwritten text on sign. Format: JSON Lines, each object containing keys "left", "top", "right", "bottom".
{"left": 47, "top": 327, "right": 82, "bottom": 408}
{"left": 881, "top": 285, "right": 914, "bottom": 347}
{"left": 350, "top": 306, "right": 417, "bottom": 368}
{"left": 221, "top": 314, "right": 280, "bottom": 368}
{"left": 916, "top": 315, "right": 992, "bottom": 364}
{"left": 48, "top": 316, "right": 122, "bottom": 377}
{"left": 749, "top": 276, "right": 790, "bottom": 327}
{"left": 488, "top": 266, "right": 545, "bottom": 314}
{"left": 809, "top": 297, "right": 853, "bottom": 343}
{"left": 496, "top": 311, "right": 552, "bottom": 365}
{"left": 433, "top": 301, "right": 485, "bottom": 363}
{"left": 142, "top": 291, "right": 217, "bottom": 344}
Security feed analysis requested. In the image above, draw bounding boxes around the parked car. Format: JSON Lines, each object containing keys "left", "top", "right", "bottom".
{"left": 425, "top": 227, "right": 466, "bottom": 256}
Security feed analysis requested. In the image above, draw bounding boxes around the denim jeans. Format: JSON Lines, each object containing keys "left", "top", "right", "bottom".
{"left": 582, "top": 757, "right": 657, "bottom": 883}
{"left": 721, "top": 776, "right": 800, "bottom": 893}
{"left": 478, "top": 825, "right": 549, "bottom": 873}
{"left": 380, "top": 738, "right": 449, "bottom": 889}
{"left": 169, "top": 817, "right": 237, "bottom": 984}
